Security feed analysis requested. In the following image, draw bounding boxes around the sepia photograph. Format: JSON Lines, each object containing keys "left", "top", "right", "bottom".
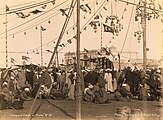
{"left": 0, "top": 0, "right": 163, "bottom": 120}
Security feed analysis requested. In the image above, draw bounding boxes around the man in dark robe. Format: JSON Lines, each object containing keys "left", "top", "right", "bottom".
{"left": 26, "top": 69, "right": 34, "bottom": 89}
{"left": 84, "top": 70, "right": 98, "bottom": 85}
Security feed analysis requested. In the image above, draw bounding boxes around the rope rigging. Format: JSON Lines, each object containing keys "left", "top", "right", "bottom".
{"left": 120, "top": 0, "right": 136, "bottom": 54}
{"left": 0, "top": 0, "right": 56, "bottom": 15}
{"left": 0, "top": 3, "right": 70, "bottom": 40}
{"left": 0, "top": 0, "right": 68, "bottom": 36}
{"left": 0, "top": 1, "right": 97, "bottom": 54}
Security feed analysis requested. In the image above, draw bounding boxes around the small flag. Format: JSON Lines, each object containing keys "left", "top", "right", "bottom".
{"left": 11, "top": 58, "right": 16, "bottom": 64}
{"left": 94, "top": 15, "right": 99, "bottom": 19}
{"left": 42, "top": 4, "right": 47, "bottom": 9}
{"left": 16, "top": 12, "right": 30, "bottom": 19}
{"left": 30, "top": 9, "right": 42, "bottom": 14}
{"left": 60, "top": 8, "right": 68, "bottom": 17}
{"left": 159, "top": 4, "right": 162, "bottom": 10}
{"left": 97, "top": 52, "right": 102, "bottom": 55}
{"left": 99, "top": 14, "right": 103, "bottom": 19}
{"left": 85, "top": 4, "right": 91, "bottom": 11}
{"left": 51, "top": 0, "right": 56, "bottom": 5}
{"left": 41, "top": 26, "right": 46, "bottom": 31}
{"left": 103, "top": 7, "right": 107, "bottom": 11}
{"left": 80, "top": 5, "right": 87, "bottom": 13}
{"left": 6, "top": 6, "right": 9, "bottom": 11}
{"left": 83, "top": 54, "right": 89, "bottom": 60}
{"left": 103, "top": 23, "right": 114, "bottom": 34}
{"left": 62, "top": 44, "right": 65, "bottom": 47}
{"left": 22, "top": 56, "right": 30, "bottom": 61}
{"left": 84, "top": 48, "right": 88, "bottom": 53}
{"left": 101, "top": 47, "right": 107, "bottom": 52}
{"left": 67, "top": 39, "right": 72, "bottom": 43}
{"left": 108, "top": 46, "right": 116, "bottom": 50}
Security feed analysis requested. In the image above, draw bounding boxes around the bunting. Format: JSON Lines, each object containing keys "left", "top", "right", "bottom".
{"left": 41, "top": 26, "right": 46, "bottom": 31}
{"left": 16, "top": 12, "right": 30, "bottom": 19}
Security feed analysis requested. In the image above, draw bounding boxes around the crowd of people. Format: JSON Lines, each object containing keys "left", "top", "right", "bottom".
{"left": 0, "top": 64, "right": 163, "bottom": 110}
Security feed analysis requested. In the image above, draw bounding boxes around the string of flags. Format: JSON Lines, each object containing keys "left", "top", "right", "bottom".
{"left": 4, "top": 0, "right": 56, "bottom": 15}
{"left": 3, "top": 2, "right": 94, "bottom": 39}
{"left": 5, "top": 1, "right": 114, "bottom": 55}
{"left": 3, "top": 0, "right": 162, "bottom": 57}
{"left": 11, "top": 55, "right": 31, "bottom": 65}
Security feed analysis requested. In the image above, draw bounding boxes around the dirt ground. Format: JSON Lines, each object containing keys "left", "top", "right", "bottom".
{"left": 0, "top": 99, "right": 163, "bottom": 120}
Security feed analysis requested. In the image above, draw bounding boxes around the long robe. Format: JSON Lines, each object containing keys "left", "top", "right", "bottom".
{"left": 17, "top": 70, "right": 26, "bottom": 88}
{"left": 104, "top": 72, "right": 114, "bottom": 92}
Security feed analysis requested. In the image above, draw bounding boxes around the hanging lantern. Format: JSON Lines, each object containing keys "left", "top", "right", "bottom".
{"left": 66, "top": 31, "right": 68, "bottom": 35}
{"left": 93, "top": 24, "right": 97, "bottom": 33}
{"left": 48, "top": 20, "right": 51, "bottom": 23}
{"left": 110, "top": 20, "right": 114, "bottom": 27}
{"left": 35, "top": 26, "right": 38, "bottom": 29}
{"left": 24, "top": 31, "right": 26, "bottom": 35}
{"left": 134, "top": 33, "right": 137, "bottom": 37}
{"left": 36, "top": 51, "right": 39, "bottom": 54}
{"left": 137, "top": 36, "right": 141, "bottom": 43}
{"left": 12, "top": 34, "right": 14, "bottom": 38}
{"left": 84, "top": 16, "right": 86, "bottom": 19}
{"left": 135, "top": 16, "right": 138, "bottom": 21}
{"left": 98, "top": 22, "right": 100, "bottom": 26}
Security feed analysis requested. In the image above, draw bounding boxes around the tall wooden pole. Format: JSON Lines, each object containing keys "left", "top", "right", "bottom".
{"left": 142, "top": 0, "right": 147, "bottom": 70}
{"left": 5, "top": 6, "right": 8, "bottom": 68}
{"left": 76, "top": 0, "right": 81, "bottom": 119}
{"left": 118, "top": 53, "right": 121, "bottom": 72}
{"left": 40, "top": 26, "right": 43, "bottom": 66}
{"left": 56, "top": 50, "right": 59, "bottom": 68}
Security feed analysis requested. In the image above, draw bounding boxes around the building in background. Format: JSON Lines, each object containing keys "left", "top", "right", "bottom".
{"left": 64, "top": 48, "right": 161, "bottom": 70}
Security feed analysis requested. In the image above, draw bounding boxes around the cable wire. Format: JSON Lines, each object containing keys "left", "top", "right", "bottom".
{"left": 120, "top": 0, "right": 135, "bottom": 54}
{"left": 0, "top": 3, "right": 70, "bottom": 40}
{"left": 0, "top": 0, "right": 54, "bottom": 15}
{"left": 0, "top": 0, "right": 68, "bottom": 36}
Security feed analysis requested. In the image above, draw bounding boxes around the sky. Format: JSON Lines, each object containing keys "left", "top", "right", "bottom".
{"left": 0, "top": 0, "right": 163, "bottom": 68}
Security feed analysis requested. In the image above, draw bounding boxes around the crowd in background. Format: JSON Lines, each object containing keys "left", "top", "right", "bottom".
{"left": 0, "top": 64, "right": 163, "bottom": 109}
